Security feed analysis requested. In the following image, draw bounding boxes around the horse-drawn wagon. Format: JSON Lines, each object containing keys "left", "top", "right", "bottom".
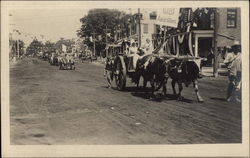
{"left": 106, "top": 42, "right": 146, "bottom": 91}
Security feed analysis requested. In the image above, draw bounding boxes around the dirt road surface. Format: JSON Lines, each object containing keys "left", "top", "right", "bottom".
{"left": 10, "top": 58, "right": 241, "bottom": 144}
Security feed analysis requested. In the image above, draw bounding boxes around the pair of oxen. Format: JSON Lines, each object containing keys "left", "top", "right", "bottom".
{"left": 132, "top": 54, "right": 204, "bottom": 103}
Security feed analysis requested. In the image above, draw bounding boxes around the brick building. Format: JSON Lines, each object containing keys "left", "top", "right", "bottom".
{"left": 115, "top": 8, "right": 241, "bottom": 58}
{"left": 217, "top": 8, "right": 241, "bottom": 47}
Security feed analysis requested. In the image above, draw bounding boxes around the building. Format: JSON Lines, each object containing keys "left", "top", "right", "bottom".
{"left": 114, "top": 8, "right": 241, "bottom": 59}
{"left": 192, "top": 8, "right": 241, "bottom": 58}
{"left": 217, "top": 8, "right": 241, "bottom": 47}
{"left": 115, "top": 9, "right": 158, "bottom": 47}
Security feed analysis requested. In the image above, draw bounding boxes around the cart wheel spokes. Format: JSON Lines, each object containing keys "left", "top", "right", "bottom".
{"left": 115, "top": 59, "right": 126, "bottom": 91}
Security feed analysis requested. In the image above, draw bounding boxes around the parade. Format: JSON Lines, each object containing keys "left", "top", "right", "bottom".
{"left": 7, "top": 7, "right": 243, "bottom": 145}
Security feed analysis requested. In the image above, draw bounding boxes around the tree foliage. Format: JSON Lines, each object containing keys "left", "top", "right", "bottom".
{"left": 9, "top": 39, "right": 25, "bottom": 58}
{"left": 26, "top": 39, "right": 44, "bottom": 55}
{"left": 78, "top": 9, "right": 125, "bottom": 37}
{"left": 44, "top": 41, "right": 56, "bottom": 53}
{"left": 77, "top": 9, "right": 131, "bottom": 56}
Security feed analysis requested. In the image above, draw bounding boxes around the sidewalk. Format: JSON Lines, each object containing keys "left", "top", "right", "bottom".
{"left": 202, "top": 66, "right": 228, "bottom": 77}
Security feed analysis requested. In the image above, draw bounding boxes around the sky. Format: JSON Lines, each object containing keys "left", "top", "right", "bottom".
{"left": 9, "top": 9, "right": 89, "bottom": 43}
{"left": 8, "top": 8, "right": 156, "bottom": 45}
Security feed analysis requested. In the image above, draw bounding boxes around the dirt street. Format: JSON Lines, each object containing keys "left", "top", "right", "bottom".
{"left": 10, "top": 58, "right": 241, "bottom": 144}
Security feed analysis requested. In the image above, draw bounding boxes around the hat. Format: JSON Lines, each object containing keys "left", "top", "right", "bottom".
{"left": 130, "top": 39, "right": 135, "bottom": 44}
{"left": 233, "top": 40, "right": 240, "bottom": 45}
{"left": 231, "top": 40, "right": 241, "bottom": 52}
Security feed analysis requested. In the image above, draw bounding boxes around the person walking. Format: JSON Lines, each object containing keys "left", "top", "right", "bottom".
{"left": 104, "top": 57, "right": 113, "bottom": 88}
{"left": 224, "top": 41, "right": 241, "bottom": 102}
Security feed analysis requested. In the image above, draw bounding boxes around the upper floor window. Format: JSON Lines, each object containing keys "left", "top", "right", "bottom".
{"left": 149, "top": 11, "right": 157, "bottom": 20}
{"left": 143, "top": 24, "right": 148, "bottom": 34}
{"left": 227, "top": 9, "right": 237, "bottom": 28}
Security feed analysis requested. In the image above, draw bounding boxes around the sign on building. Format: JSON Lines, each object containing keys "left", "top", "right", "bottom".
{"left": 156, "top": 8, "right": 180, "bottom": 28}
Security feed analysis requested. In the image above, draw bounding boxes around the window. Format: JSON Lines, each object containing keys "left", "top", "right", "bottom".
{"left": 227, "top": 9, "right": 237, "bottom": 28}
{"left": 150, "top": 11, "right": 157, "bottom": 20}
{"left": 210, "top": 12, "right": 214, "bottom": 29}
{"left": 143, "top": 24, "right": 148, "bottom": 34}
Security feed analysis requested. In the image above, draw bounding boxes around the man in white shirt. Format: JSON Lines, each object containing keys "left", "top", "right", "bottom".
{"left": 224, "top": 42, "right": 241, "bottom": 102}
{"left": 141, "top": 38, "right": 153, "bottom": 55}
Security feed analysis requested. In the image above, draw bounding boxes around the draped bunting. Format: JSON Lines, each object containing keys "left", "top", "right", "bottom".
{"left": 188, "top": 32, "right": 194, "bottom": 56}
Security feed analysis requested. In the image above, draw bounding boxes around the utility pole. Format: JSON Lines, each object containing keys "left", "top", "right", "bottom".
{"left": 213, "top": 8, "right": 219, "bottom": 77}
{"left": 104, "top": 26, "right": 111, "bottom": 58}
{"left": 138, "top": 8, "right": 141, "bottom": 47}
{"left": 91, "top": 32, "right": 97, "bottom": 57}
{"left": 17, "top": 39, "right": 20, "bottom": 58}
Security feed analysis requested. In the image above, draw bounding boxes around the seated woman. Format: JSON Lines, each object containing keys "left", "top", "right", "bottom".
{"left": 128, "top": 42, "right": 139, "bottom": 71}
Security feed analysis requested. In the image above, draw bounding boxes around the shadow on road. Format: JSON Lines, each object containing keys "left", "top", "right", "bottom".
{"left": 130, "top": 90, "right": 194, "bottom": 103}
{"left": 210, "top": 97, "right": 241, "bottom": 105}
{"left": 210, "top": 97, "right": 227, "bottom": 102}
{"left": 76, "top": 79, "right": 89, "bottom": 83}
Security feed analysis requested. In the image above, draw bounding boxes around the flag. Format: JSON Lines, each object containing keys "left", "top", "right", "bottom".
{"left": 156, "top": 8, "right": 180, "bottom": 28}
{"left": 89, "top": 36, "right": 93, "bottom": 42}
{"left": 62, "top": 44, "right": 67, "bottom": 52}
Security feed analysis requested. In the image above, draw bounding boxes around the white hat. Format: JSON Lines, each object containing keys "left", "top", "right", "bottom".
{"left": 233, "top": 40, "right": 240, "bottom": 46}
{"left": 130, "top": 39, "right": 135, "bottom": 44}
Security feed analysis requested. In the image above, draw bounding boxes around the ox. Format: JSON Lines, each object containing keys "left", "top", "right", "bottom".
{"left": 163, "top": 58, "right": 204, "bottom": 102}
{"left": 135, "top": 54, "right": 167, "bottom": 96}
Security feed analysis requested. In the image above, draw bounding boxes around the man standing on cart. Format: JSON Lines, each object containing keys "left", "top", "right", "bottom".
{"left": 140, "top": 38, "right": 153, "bottom": 55}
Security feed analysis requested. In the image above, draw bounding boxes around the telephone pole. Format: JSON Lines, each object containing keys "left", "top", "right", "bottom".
{"left": 17, "top": 39, "right": 20, "bottom": 58}
{"left": 91, "top": 32, "right": 97, "bottom": 57}
{"left": 213, "top": 8, "right": 219, "bottom": 77}
{"left": 104, "top": 26, "right": 111, "bottom": 58}
{"left": 138, "top": 8, "right": 141, "bottom": 47}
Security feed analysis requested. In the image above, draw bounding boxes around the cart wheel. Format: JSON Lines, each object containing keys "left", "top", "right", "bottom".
{"left": 115, "top": 56, "right": 126, "bottom": 91}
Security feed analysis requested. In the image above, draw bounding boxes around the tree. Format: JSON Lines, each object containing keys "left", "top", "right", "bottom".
{"left": 26, "top": 39, "right": 44, "bottom": 56}
{"left": 77, "top": 9, "right": 130, "bottom": 56}
{"left": 9, "top": 38, "right": 25, "bottom": 59}
{"left": 44, "top": 41, "right": 56, "bottom": 53}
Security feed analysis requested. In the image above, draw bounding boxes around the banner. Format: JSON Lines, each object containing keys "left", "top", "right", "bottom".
{"left": 156, "top": 8, "right": 180, "bottom": 28}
